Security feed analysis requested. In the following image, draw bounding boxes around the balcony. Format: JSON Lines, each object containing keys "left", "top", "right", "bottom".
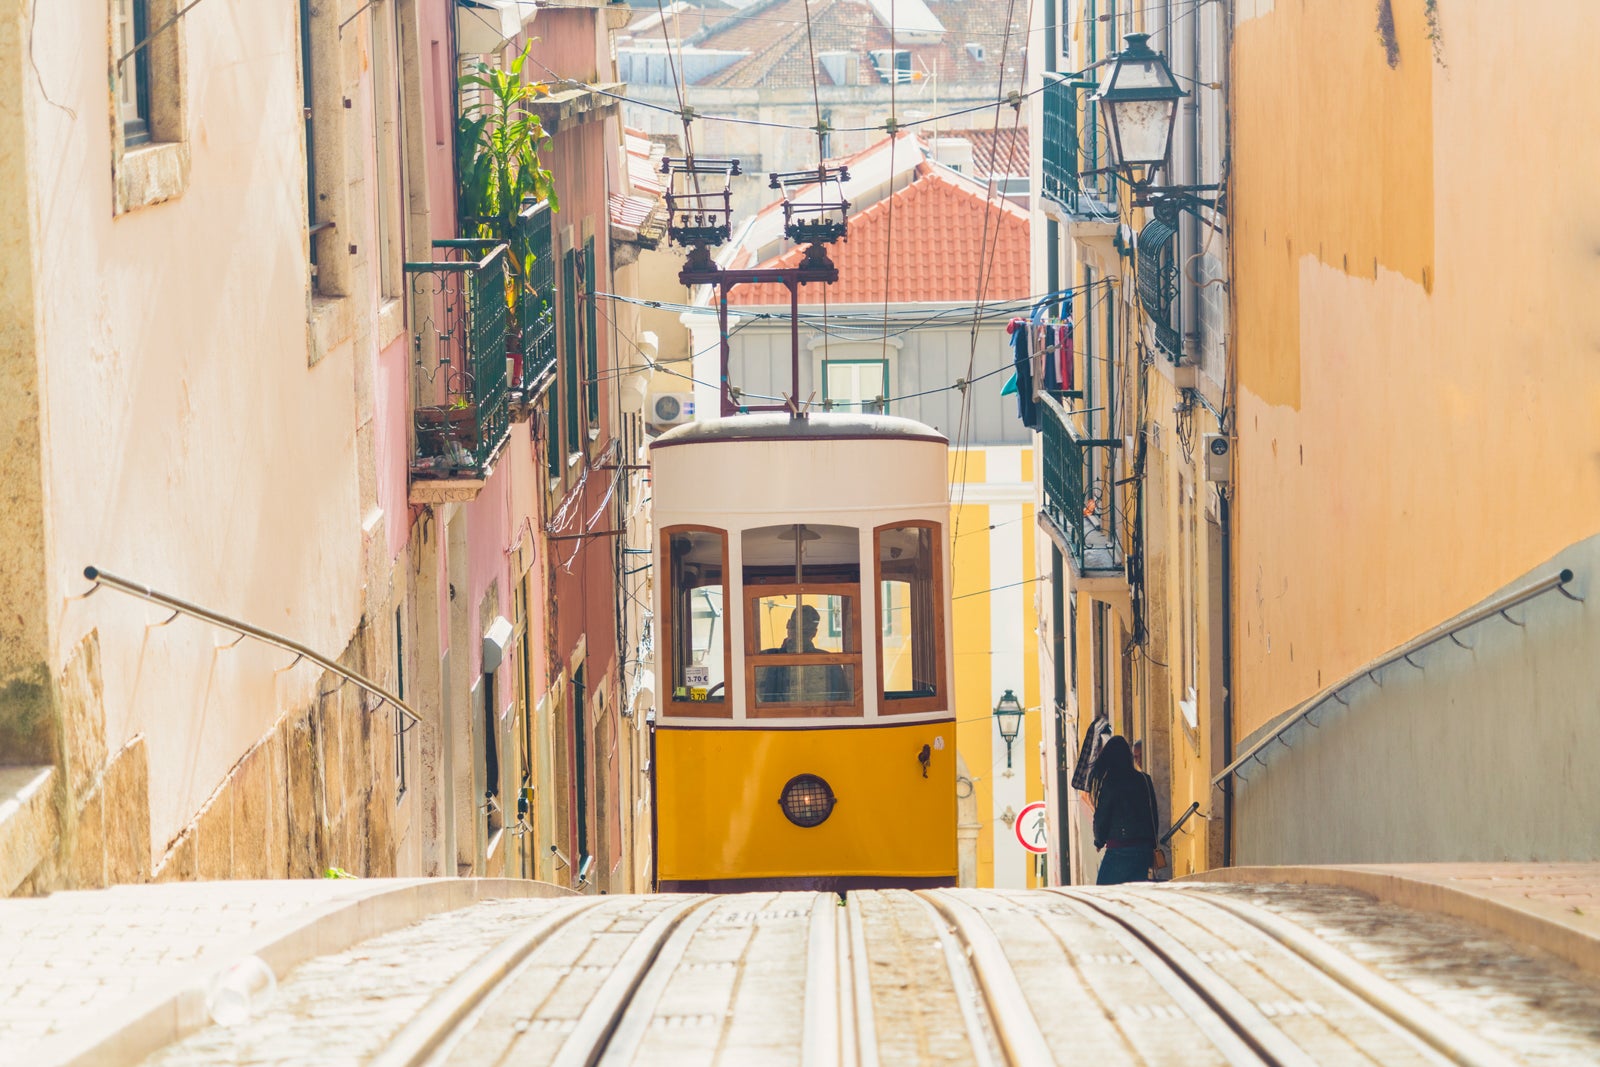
{"left": 1040, "top": 74, "right": 1119, "bottom": 225}
{"left": 407, "top": 241, "right": 513, "bottom": 504}
{"left": 1038, "top": 394, "right": 1127, "bottom": 596}
{"left": 512, "top": 199, "right": 558, "bottom": 403}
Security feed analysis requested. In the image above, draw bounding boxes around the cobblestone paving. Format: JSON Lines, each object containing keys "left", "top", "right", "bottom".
{"left": 0, "top": 881, "right": 375, "bottom": 1054}
{"left": 1182, "top": 883, "right": 1600, "bottom": 1066}
{"left": 141, "top": 896, "right": 577, "bottom": 1067}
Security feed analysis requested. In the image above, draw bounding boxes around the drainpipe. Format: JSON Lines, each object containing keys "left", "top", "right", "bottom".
{"left": 1220, "top": 491, "right": 1234, "bottom": 866}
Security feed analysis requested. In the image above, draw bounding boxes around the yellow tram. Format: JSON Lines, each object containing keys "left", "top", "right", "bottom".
{"left": 650, "top": 412, "right": 957, "bottom": 892}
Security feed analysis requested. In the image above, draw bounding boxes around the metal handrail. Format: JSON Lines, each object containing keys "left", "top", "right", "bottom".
{"left": 1213, "top": 567, "right": 1582, "bottom": 787}
{"left": 80, "top": 567, "right": 423, "bottom": 728}
{"left": 1160, "top": 801, "right": 1201, "bottom": 846}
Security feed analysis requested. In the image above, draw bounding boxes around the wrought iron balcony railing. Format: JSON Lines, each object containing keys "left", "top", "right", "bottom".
{"left": 1040, "top": 74, "right": 1119, "bottom": 222}
{"left": 1039, "top": 394, "right": 1123, "bottom": 578}
{"left": 406, "top": 240, "right": 512, "bottom": 483}
{"left": 512, "top": 199, "right": 558, "bottom": 396}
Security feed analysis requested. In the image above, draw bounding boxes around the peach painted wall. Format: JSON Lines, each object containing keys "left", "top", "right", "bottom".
{"left": 1230, "top": 1, "right": 1600, "bottom": 739}
{"left": 32, "top": 1, "right": 365, "bottom": 851}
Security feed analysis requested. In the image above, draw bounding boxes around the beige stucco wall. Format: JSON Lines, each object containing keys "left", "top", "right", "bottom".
{"left": 11, "top": 1, "right": 369, "bottom": 862}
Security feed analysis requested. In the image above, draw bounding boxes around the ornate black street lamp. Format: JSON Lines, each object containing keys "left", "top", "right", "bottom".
{"left": 993, "top": 689, "right": 1025, "bottom": 771}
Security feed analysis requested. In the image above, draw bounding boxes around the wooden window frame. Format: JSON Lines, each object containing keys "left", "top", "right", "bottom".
{"left": 873, "top": 521, "right": 947, "bottom": 716}
{"left": 744, "top": 582, "right": 863, "bottom": 719}
{"left": 659, "top": 525, "right": 733, "bottom": 720}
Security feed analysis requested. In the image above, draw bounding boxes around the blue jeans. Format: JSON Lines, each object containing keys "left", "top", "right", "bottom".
{"left": 1097, "top": 845, "right": 1154, "bottom": 885}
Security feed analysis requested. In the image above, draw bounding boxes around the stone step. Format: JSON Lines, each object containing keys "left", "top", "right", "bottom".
{"left": 0, "top": 764, "right": 56, "bottom": 894}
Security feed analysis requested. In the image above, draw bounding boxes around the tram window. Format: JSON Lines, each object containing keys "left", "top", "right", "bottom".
{"left": 749, "top": 593, "right": 859, "bottom": 713}
{"left": 877, "top": 524, "right": 943, "bottom": 710}
{"left": 741, "top": 524, "right": 860, "bottom": 586}
{"left": 742, "top": 524, "right": 863, "bottom": 716}
{"left": 665, "top": 528, "right": 729, "bottom": 712}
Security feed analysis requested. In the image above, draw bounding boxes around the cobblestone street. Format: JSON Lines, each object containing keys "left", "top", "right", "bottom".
{"left": 3, "top": 866, "right": 1599, "bottom": 1066}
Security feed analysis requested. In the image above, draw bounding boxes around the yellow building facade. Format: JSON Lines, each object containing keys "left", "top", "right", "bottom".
{"left": 1223, "top": 1, "right": 1600, "bottom": 863}
{"left": 1036, "top": 0, "right": 1600, "bottom": 874}
{"left": 949, "top": 446, "right": 1045, "bottom": 888}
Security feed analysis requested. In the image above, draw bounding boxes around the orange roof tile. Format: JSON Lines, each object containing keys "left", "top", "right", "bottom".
{"left": 726, "top": 161, "right": 1029, "bottom": 306}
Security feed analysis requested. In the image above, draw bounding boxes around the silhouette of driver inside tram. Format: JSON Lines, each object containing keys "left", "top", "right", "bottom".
{"left": 758, "top": 605, "right": 850, "bottom": 705}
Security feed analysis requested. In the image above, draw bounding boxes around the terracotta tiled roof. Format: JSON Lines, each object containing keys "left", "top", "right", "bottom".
{"left": 623, "top": 0, "right": 742, "bottom": 42}
{"left": 624, "top": 127, "right": 665, "bottom": 196}
{"left": 726, "top": 160, "right": 1028, "bottom": 306}
{"left": 686, "top": 0, "right": 1026, "bottom": 91}
{"left": 923, "top": 125, "right": 1030, "bottom": 180}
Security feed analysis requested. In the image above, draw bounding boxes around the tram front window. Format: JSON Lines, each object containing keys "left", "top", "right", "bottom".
{"left": 742, "top": 524, "right": 862, "bottom": 716}
{"left": 666, "top": 528, "right": 727, "bottom": 710}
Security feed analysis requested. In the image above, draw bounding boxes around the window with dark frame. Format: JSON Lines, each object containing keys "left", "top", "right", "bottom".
{"left": 583, "top": 238, "right": 599, "bottom": 434}
{"left": 115, "top": 0, "right": 152, "bottom": 147}
{"left": 562, "top": 247, "right": 581, "bottom": 457}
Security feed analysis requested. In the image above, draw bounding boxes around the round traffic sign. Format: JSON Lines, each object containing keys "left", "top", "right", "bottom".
{"left": 1014, "top": 800, "right": 1049, "bottom": 854}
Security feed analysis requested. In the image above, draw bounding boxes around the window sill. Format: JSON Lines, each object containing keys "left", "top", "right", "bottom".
{"left": 377, "top": 297, "right": 405, "bottom": 352}
{"left": 114, "top": 140, "right": 190, "bottom": 216}
{"left": 308, "top": 294, "right": 353, "bottom": 367}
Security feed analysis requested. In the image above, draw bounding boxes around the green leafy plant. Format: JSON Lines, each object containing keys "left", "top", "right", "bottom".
{"left": 457, "top": 43, "right": 559, "bottom": 359}
{"left": 323, "top": 866, "right": 358, "bottom": 879}
{"left": 458, "top": 41, "right": 558, "bottom": 254}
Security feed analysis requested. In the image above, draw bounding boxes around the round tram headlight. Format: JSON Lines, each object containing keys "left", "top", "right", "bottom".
{"left": 779, "top": 774, "right": 836, "bottom": 828}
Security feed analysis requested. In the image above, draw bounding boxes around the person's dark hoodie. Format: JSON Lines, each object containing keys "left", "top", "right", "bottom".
{"left": 1090, "top": 736, "right": 1158, "bottom": 849}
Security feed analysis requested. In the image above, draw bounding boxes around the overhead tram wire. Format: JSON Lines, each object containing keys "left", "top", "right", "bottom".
{"left": 533, "top": 64, "right": 1068, "bottom": 136}
{"left": 602, "top": 0, "right": 1209, "bottom": 43}
{"left": 949, "top": 0, "right": 1030, "bottom": 556}
{"left": 799, "top": 0, "right": 832, "bottom": 384}
{"left": 878, "top": 0, "right": 898, "bottom": 376}
{"left": 589, "top": 279, "right": 1106, "bottom": 323}
{"left": 653, "top": 0, "right": 703, "bottom": 205}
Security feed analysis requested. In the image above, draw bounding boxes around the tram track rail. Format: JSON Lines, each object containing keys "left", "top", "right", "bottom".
{"left": 357, "top": 886, "right": 1525, "bottom": 1067}
{"left": 1148, "top": 888, "right": 1519, "bottom": 1067}
{"left": 917, "top": 889, "right": 1050, "bottom": 1066}
{"left": 1056, "top": 887, "right": 1520, "bottom": 1067}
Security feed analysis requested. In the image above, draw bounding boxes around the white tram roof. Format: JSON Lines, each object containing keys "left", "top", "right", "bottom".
{"left": 650, "top": 412, "right": 947, "bottom": 449}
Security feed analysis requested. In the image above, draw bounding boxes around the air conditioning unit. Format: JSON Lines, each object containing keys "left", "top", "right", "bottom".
{"left": 648, "top": 392, "right": 695, "bottom": 429}
{"left": 1202, "top": 433, "right": 1231, "bottom": 482}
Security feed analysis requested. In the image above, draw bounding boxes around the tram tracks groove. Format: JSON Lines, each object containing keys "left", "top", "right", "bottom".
{"left": 1160, "top": 888, "right": 1520, "bottom": 1067}
{"left": 1053, "top": 888, "right": 1315, "bottom": 1067}
{"left": 370, "top": 896, "right": 712, "bottom": 1067}
{"left": 368, "top": 897, "right": 610, "bottom": 1067}
{"left": 917, "top": 889, "right": 1055, "bottom": 1066}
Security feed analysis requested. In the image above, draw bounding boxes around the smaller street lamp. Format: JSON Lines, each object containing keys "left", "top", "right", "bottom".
{"left": 1093, "top": 33, "right": 1187, "bottom": 187}
{"left": 993, "top": 689, "right": 1025, "bottom": 771}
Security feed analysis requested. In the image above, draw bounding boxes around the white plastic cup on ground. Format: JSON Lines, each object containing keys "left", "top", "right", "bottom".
{"left": 206, "top": 956, "right": 277, "bottom": 1026}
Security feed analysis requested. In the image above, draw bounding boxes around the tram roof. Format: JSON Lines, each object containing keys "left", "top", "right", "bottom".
{"left": 651, "top": 413, "right": 948, "bottom": 449}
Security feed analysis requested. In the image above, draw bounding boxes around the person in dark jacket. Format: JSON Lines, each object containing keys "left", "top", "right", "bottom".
{"left": 1089, "top": 736, "right": 1160, "bottom": 885}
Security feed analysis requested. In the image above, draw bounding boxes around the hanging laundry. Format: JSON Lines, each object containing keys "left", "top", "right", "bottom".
{"left": 1005, "top": 318, "right": 1037, "bottom": 428}
{"left": 1058, "top": 319, "right": 1074, "bottom": 392}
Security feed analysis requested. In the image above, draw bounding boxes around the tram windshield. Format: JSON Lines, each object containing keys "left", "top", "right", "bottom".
{"left": 742, "top": 524, "right": 862, "bottom": 716}
{"left": 666, "top": 528, "right": 727, "bottom": 707}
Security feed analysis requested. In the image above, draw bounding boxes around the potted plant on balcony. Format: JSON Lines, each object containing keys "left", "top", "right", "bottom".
{"left": 458, "top": 40, "right": 558, "bottom": 352}
{"left": 414, "top": 396, "right": 481, "bottom": 471}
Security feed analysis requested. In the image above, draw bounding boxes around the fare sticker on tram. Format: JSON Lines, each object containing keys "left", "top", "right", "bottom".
{"left": 1015, "top": 800, "right": 1049, "bottom": 854}
{"left": 683, "top": 665, "right": 710, "bottom": 702}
